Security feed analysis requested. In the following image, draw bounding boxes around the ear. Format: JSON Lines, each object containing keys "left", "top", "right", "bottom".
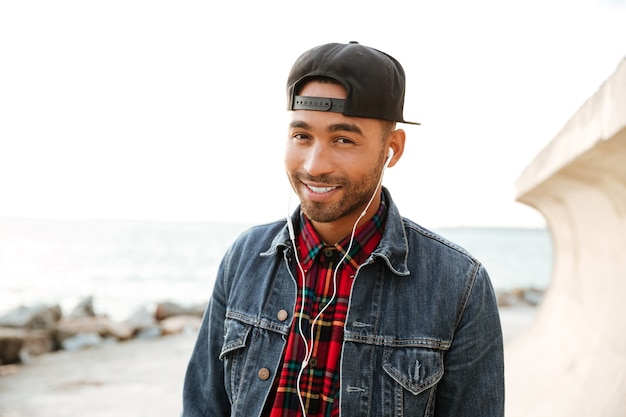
{"left": 386, "top": 128, "right": 406, "bottom": 168}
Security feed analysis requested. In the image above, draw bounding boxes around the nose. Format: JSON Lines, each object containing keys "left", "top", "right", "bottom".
{"left": 303, "top": 143, "right": 333, "bottom": 177}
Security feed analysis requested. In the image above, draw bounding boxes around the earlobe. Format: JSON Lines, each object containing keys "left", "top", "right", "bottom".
{"left": 386, "top": 129, "right": 406, "bottom": 168}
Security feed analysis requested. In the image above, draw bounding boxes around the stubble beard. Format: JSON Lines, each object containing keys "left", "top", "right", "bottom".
{"left": 289, "top": 163, "right": 384, "bottom": 224}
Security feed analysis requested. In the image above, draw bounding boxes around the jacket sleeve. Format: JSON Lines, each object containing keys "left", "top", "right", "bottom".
{"left": 434, "top": 265, "right": 505, "bottom": 417}
{"left": 182, "top": 258, "right": 231, "bottom": 416}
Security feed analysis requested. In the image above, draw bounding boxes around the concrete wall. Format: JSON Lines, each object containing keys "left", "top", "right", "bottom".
{"left": 506, "top": 57, "right": 626, "bottom": 416}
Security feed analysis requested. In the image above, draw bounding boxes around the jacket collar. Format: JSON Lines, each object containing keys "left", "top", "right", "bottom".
{"left": 372, "top": 187, "right": 411, "bottom": 276}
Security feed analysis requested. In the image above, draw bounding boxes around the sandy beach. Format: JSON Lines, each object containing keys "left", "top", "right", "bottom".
{"left": 0, "top": 305, "right": 536, "bottom": 417}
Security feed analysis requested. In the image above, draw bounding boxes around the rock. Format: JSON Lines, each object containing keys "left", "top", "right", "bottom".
{"left": 69, "top": 296, "right": 97, "bottom": 318}
{"left": 496, "top": 290, "right": 516, "bottom": 307}
{"left": 61, "top": 332, "right": 104, "bottom": 351}
{"left": 0, "top": 327, "right": 57, "bottom": 365}
{"left": 0, "top": 304, "right": 62, "bottom": 330}
{"left": 55, "top": 316, "right": 134, "bottom": 345}
{"left": 523, "top": 288, "right": 544, "bottom": 306}
{"left": 159, "top": 315, "right": 202, "bottom": 335}
{"left": 104, "top": 320, "right": 135, "bottom": 340}
{"left": 124, "top": 306, "right": 160, "bottom": 335}
{"left": 135, "top": 326, "right": 162, "bottom": 339}
{"left": 154, "top": 302, "right": 205, "bottom": 321}
{"left": 497, "top": 287, "right": 546, "bottom": 307}
{"left": 22, "top": 329, "right": 56, "bottom": 356}
{"left": 496, "top": 291, "right": 511, "bottom": 307}
{"left": 0, "top": 328, "right": 25, "bottom": 365}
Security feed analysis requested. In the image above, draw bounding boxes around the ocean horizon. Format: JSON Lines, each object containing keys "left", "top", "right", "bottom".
{"left": 0, "top": 217, "right": 552, "bottom": 321}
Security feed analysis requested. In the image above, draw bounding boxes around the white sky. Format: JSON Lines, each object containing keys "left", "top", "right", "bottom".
{"left": 1, "top": 0, "right": 625, "bottom": 228}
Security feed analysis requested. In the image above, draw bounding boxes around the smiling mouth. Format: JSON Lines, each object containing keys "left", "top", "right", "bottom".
{"left": 305, "top": 184, "right": 338, "bottom": 194}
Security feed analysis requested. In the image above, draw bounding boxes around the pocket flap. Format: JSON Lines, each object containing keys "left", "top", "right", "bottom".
{"left": 383, "top": 347, "right": 444, "bottom": 395}
{"left": 219, "top": 318, "right": 252, "bottom": 360}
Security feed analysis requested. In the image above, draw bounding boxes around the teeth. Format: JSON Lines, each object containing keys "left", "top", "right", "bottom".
{"left": 308, "top": 185, "right": 336, "bottom": 194}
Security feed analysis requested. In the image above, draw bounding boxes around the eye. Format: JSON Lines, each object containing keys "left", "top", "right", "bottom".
{"left": 335, "top": 137, "right": 355, "bottom": 145}
{"left": 292, "top": 133, "right": 310, "bottom": 141}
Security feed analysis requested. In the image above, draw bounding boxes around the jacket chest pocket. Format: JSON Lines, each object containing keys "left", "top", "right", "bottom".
{"left": 383, "top": 347, "right": 443, "bottom": 394}
{"left": 381, "top": 346, "right": 444, "bottom": 416}
{"left": 219, "top": 318, "right": 252, "bottom": 403}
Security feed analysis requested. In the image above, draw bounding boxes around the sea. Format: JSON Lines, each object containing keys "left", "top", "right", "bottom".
{"left": 0, "top": 217, "right": 553, "bottom": 321}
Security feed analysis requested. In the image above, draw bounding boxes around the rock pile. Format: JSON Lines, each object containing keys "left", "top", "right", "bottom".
{"left": 0, "top": 296, "right": 205, "bottom": 365}
{"left": 1, "top": 288, "right": 545, "bottom": 366}
{"left": 496, "top": 287, "right": 545, "bottom": 307}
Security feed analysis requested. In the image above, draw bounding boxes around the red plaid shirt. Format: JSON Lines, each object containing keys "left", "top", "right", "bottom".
{"left": 267, "top": 197, "right": 387, "bottom": 417}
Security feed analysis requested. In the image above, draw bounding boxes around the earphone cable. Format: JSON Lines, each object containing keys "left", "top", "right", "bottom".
{"left": 288, "top": 153, "right": 389, "bottom": 416}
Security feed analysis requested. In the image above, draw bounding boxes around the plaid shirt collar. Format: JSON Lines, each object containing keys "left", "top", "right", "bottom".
{"left": 267, "top": 193, "right": 388, "bottom": 416}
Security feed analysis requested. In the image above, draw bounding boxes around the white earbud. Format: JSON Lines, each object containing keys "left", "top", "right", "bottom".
{"left": 384, "top": 148, "right": 394, "bottom": 168}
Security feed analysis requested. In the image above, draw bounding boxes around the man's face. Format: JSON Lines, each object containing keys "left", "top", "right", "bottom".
{"left": 285, "top": 81, "right": 390, "bottom": 239}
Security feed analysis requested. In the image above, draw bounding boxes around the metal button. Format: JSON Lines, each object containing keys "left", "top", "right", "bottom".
{"left": 258, "top": 368, "right": 270, "bottom": 380}
{"left": 277, "top": 309, "right": 289, "bottom": 321}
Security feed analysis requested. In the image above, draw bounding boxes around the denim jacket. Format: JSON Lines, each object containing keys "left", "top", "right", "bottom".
{"left": 182, "top": 189, "right": 504, "bottom": 417}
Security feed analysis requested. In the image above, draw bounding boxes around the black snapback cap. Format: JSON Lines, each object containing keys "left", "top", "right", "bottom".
{"left": 287, "top": 41, "right": 419, "bottom": 125}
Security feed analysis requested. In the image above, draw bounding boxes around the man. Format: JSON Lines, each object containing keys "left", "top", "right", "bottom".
{"left": 182, "top": 41, "right": 504, "bottom": 417}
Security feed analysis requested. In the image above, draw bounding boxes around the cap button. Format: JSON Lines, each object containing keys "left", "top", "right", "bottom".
{"left": 349, "top": 40, "right": 359, "bottom": 44}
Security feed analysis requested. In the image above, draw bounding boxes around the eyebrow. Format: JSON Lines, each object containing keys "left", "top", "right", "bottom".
{"left": 289, "top": 120, "right": 363, "bottom": 136}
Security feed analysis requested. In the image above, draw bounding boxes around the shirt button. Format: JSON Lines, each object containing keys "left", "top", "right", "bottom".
{"left": 324, "top": 249, "right": 334, "bottom": 258}
{"left": 258, "top": 368, "right": 270, "bottom": 380}
{"left": 277, "top": 309, "right": 289, "bottom": 321}
{"left": 309, "top": 358, "right": 318, "bottom": 367}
